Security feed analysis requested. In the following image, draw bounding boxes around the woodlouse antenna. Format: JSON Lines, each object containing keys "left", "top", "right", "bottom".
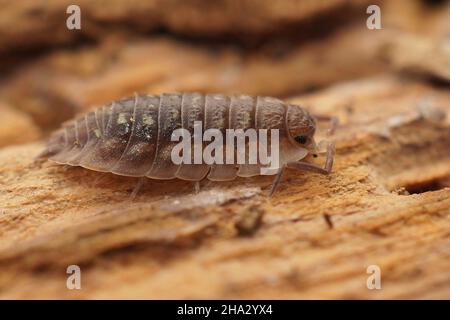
{"left": 313, "top": 114, "right": 339, "bottom": 135}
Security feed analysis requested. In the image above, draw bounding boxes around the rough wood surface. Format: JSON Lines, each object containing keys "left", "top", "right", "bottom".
{"left": 0, "top": 75, "right": 449, "bottom": 299}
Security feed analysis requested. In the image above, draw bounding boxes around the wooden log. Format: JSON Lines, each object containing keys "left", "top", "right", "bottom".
{"left": 0, "top": 75, "right": 448, "bottom": 298}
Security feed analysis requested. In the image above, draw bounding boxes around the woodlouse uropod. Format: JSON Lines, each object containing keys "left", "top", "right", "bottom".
{"left": 39, "top": 93, "right": 336, "bottom": 195}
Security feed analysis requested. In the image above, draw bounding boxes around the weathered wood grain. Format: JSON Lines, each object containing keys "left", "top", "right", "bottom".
{"left": 0, "top": 75, "right": 448, "bottom": 299}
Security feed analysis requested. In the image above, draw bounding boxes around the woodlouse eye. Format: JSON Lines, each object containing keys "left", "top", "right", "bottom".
{"left": 295, "top": 135, "right": 308, "bottom": 144}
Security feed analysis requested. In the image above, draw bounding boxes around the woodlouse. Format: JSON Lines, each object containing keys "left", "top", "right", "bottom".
{"left": 40, "top": 93, "right": 335, "bottom": 194}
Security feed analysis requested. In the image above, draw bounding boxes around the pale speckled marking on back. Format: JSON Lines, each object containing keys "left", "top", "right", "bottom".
{"left": 205, "top": 93, "right": 235, "bottom": 181}
{"left": 175, "top": 93, "right": 209, "bottom": 181}
{"left": 232, "top": 94, "right": 258, "bottom": 178}
{"left": 111, "top": 95, "right": 160, "bottom": 176}
{"left": 77, "top": 97, "right": 135, "bottom": 172}
{"left": 146, "top": 93, "right": 183, "bottom": 179}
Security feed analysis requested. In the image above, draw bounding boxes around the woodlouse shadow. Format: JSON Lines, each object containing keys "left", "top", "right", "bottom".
{"left": 50, "top": 163, "right": 274, "bottom": 199}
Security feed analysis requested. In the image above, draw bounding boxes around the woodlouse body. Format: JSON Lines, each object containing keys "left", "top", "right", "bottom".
{"left": 42, "top": 93, "right": 324, "bottom": 182}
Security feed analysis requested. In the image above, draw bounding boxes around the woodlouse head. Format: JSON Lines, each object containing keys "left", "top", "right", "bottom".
{"left": 285, "top": 104, "right": 316, "bottom": 151}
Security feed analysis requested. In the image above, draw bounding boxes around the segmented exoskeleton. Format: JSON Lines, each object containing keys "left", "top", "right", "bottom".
{"left": 40, "top": 93, "right": 335, "bottom": 194}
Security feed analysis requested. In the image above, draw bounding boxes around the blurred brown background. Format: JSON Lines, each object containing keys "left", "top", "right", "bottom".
{"left": 0, "top": 0, "right": 449, "bottom": 299}
{"left": 1, "top": 0, "right": 448, "bottom": 138}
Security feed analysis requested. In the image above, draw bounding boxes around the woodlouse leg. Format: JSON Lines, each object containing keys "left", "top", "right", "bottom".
{"left": 193, "top": 173, "right": 211, "bottom": 194}
{"left": 312, "top": 114, "right": 338, "bottom": 135}
{"left": 269, "top": 166, "right": 285, "bottom": 197}
{"left": 130, "top": 177, "right": 146, "bottom": 200}
{"left": 287, "top": 141, "right": 335, "bottom": 174}
{"left": 194, "top": 181, "right": 200, "bottom": 194}
{"left": 32, "top": 156, "right": 47, "bottom": 169}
